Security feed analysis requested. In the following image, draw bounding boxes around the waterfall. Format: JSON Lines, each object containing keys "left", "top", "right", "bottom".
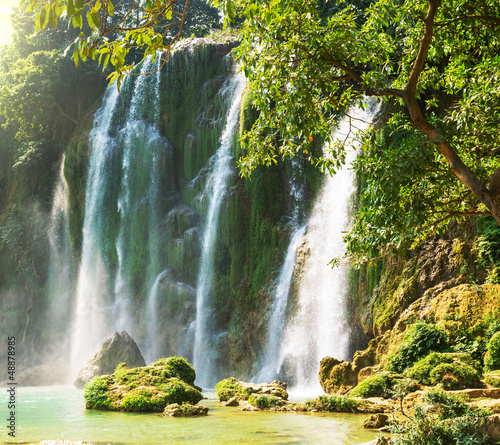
{"left": 192, "top": 71, "right": 246, "bottom": 387}
{"left": 277, "top": 103, "right": 379, "bottom": 392}
{"left": 257, "top": 160, "right": 307, "bottom": 382}
{"left": 70, "top": 55, "right": 166, "bottom": 374}
{"left": 46, "top": 157, "right": 72, "bottom": 359}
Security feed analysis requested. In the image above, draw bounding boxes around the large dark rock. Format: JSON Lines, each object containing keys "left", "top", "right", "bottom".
{"left": 74, "top": 331, "right": 146, "bottom": 388}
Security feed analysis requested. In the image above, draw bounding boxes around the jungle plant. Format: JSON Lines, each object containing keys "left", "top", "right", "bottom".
{"left": 83, "top": 376, "right": 113, "bottom": 410}
{"left": 387, "top": 322, "right": 448, "bottom": 373}
{"left": 389, "top": 389, "right": 491, "bottom": 445}
{"left": 405, "top": 352, "right": 482, "bottom": 390}
{"left": 484, "top": 332, "right": 500, "bottom": 372}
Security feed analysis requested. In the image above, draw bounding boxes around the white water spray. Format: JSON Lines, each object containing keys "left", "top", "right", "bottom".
{"left": 46, "top": 157, "right": 72, "bottom": 361}
{"left": 257, "top": 160, "right": 307, "bottom": 382}
{"left": 278, "top": 102, "right": 379, "bottom": 392}
{"left": 70, "top": 56, "right": 165, "bottom": 374}
{"left": 193, "top": 71, "right": 246, "bottom": 387}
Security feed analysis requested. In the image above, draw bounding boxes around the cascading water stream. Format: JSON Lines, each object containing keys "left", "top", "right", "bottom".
{"left": 257, "top": 160, "right": 307, "bottom": 382}
{"left": 46, "top": 157, "right": 72, "bottom": 359}
{"left": 192, "top": 71, "right": 246, "bottom": 387}
{"left": 70, "top": 85, "right": 121, "bottom": 375}
{"left": 277, "top": 102, "right": 379, "bottom": 392}
{"left": 70, "top": 55, "right": 166, "bottom": 374}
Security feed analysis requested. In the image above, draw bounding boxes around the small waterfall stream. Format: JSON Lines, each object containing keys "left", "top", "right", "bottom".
{"left": 46, "top": 157, "right": 72, "bottom": 358}
{"left": 276, "top": 103, "right": 379, "bottom": 391}
{"left": 70, "top": 55, "right": 166, "bottom": 374}
{"left": 192, "top": 71, "right": 246, "bottom": 387}
{"left": 257, "top": 160, "right": 307, "bottom": 382}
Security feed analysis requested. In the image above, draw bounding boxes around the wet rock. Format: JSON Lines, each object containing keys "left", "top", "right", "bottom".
{"left": 74, "top": 331, "right": 146, "bottom": 388}
{"left": 215, "top": 377, "right": 288, "bottom": 402}
{"left": 319, "top": 356, "right": 358, "bottom": 394}
{"left": 223, "top": 397, "right": 239, "bottom": 406}
{"left": 363, "top": 413, "right": 389, "bottom": 429}
{"left": 237, "top": 401, "right": 259, "bottom": 411}
{"left": 163, "top": 403, "right": 209, "bottom": 417}
{"left": 478, "top": 414, "right": 500, "bottom": 440}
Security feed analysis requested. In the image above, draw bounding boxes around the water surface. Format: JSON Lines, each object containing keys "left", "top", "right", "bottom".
{"left": 1, "top": 387, "right": 377, "bottom": 444}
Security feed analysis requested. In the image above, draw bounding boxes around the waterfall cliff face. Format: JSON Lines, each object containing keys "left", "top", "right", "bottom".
{"left": 56, "top": 38, "right": 368, "bottom": 387}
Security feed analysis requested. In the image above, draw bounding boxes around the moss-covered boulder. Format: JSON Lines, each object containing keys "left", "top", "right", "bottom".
{"left": 319, "top": 356, "right": 358, "bottom": 395}
{"left": 349, "top": 372, "right": 403, "bottom": 399}
{"left": 405, "top": 352, "right": 482, "bottom": 390}
{"left": 215, "top": 377, "right": 288, "bottom": 403}
{"left": 163, "top": 403, "right": 209, "bottom": 417}
{"left": 83, "top": 357, "right": 203, "bottom": 412}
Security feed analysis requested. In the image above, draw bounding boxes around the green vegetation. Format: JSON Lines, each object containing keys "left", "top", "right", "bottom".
{"left": 84, "top": 358, "right": 203, "bottom": 412}
{"left": 390, "top": 389, "right": 491, "bottom": 445}
{"left": 405, "top": 352, "right": 482, "bottom": 390}
{"left": 304, "top": 395, "right": 358, "bottom": 413}
{"left": 215, "top": 377, "right": 252, "bottom": 401}
{"left": 83, "top": 376, "right": 113, "bottom": 410}
{"left": 349, "top": 372, "right": 402, "bottom": 399}
{"left": 248, "top": 394, "right": 284, "bottom": 409}
{"left": 387, "top": 322, "right": 448, "bottom": 373}
{"left": 484, "top": 332, "right": 500, "bottom": 372}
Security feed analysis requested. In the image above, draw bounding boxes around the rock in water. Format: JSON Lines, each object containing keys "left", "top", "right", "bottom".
{"left": 74, "top": 331, "right": 146, "bottom": 388}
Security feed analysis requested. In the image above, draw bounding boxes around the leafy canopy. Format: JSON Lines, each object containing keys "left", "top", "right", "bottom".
{"left": 222, "top": 0, "right": 500, "bottom": 261}
{"left": 22, "top": 0, "right": 221, "bottom": 89}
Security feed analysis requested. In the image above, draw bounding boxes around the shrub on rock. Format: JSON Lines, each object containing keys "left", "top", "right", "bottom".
{"left": 405, "top": 352, "right": 481, "bottom": 390}
{"left": 485, "top": 332, "right": 500, "bottom": 372}
{"left": 387, "top": 322, "right": 448, "bottom": 373}
{"left": 304, "top": 395, "right": 358, "bottom": 412}
{"left": 248, "top": 394, "right": 284, "bottom": 409}
{"left": 349, "top": 372, "right": 403, "bottom": 399}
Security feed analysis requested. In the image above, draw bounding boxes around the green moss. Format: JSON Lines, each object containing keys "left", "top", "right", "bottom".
{"left": 158, "top": 379, "right": 204, "bottom": 405}
{"left": 121, "top": 388, "right": 158, "bottom": 411}
{"left": 387, "top": 322, "right": 448, "bottom": 373}
{"left": 84, "top": 358, "right": 202, "bottom": 412}
{"left": 405, "top": 352, "right": 482, "bottom": 389}
{"left": 215, "top": 377, "right": 252, "bottom": 401}
{"left": 304, "top": 395, "right": 359, "bottom": 412}
{"left": 84, "top": 376, "right": 113, "bottom": 410}
{"left": 248, "top": 394, "right": 284, "bottom": 409}
{"left": 349, "top": 372, "right": 400, "bottom": 399}
{"left": 152, "top": 357, "right": 197, "bottom": 386}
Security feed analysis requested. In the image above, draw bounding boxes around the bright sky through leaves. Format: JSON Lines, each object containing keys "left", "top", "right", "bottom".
{"left": 0, "top": 0, "right": 19, "bottom": 45}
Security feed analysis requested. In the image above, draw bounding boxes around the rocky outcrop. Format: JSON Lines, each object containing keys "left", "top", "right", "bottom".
{"left": 84, "top": 357, "right": 202, "bottom": 412}
{"left": 163, "top": 403, "right": 209, "bottom": 417}
{"left": 363, "top": 413, "right": 389, "bottom": 429}
{"left": 215, "top": 377, "right": 288, "bottom": 403}
{"left": 74, "top": 331, "right": 146, "bottom": 388}
{"left": 319, "top": 357, "right": 358, "bottom": 394}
